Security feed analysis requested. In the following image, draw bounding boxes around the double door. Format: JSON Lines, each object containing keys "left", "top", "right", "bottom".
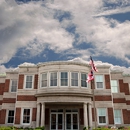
{"left": 50, "top": 110, "right": 78, "bottom": 130}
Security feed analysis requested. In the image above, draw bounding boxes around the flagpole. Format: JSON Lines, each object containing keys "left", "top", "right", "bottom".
{"left": 91, "top": 79, "right": 97, "bottom": 129}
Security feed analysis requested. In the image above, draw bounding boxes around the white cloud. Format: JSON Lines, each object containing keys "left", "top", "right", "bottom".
{"left": 0, "top": 0, "right": 130, "bottom": 66}
{"left": 0, "top": 0, "right": 74, "bottom": 64}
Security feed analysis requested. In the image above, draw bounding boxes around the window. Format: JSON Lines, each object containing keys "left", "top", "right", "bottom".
{"left": 25, "top": 75, "right": 33, "bottom": 88}
{"left": 61, "top": 72, "right": 68, "bottom": 86}
{"left": 23, "top": 109, "right": 30, "bottom": 124}
{"left": 7, "top": 110, "right": 14, "bottom": 124}
{"left": 111, "top": 80, "right": 118, "bottom": 93}
{"left": 97, "top": 108, "right": 107, "bottom": 124}
{"left": 11, "top": 80, "right": 17, "bottom": 92}
{"left": 71, "top": 72, "right": 78, "bottom": 86}
{"left": 114, "top": 110, "right": 122, "bottom": 124}
{"left": 95, "top": 75, "right": 104, "bottom": 89}
{"left": 50, "top": 72, "right": 57, "bottom": 86}
{"left": 41, "top": 73, "right": 47, "bottom": 87}
{"left": 81, "top": 73, "right": 87, "bottom": 87}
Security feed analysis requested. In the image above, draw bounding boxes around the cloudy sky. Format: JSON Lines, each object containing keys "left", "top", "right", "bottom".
{"left": 0, "top": 0, "right": 130, "bottom": 73}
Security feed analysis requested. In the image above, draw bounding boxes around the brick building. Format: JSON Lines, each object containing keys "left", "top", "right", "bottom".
{"left": 0, "top": 61, "right": 130, "bottom": 130}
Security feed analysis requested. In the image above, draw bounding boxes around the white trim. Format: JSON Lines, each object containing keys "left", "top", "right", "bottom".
{"left": 24, "top": 75, "right": 34, "bottom": 89}
{"left": 21, "top": 108, "right": 32, "bottom": 125}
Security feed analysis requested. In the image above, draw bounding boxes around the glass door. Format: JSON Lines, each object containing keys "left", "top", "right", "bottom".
{"left": 66, "top": 113, "right": 78, "bottom": 130}
{"left": 50, "top": 113, "right": 63, "bottom": 130}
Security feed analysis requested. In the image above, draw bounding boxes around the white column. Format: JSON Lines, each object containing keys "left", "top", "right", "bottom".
{"left": 36, "top": 103, "right": 40, "bottom": 127}
{"left": 88, "top": 103, "right": 92, "bottom": 128}
{"left": 41, "top": 102, "right": 45, "bottom": 127}
{"left": 84, "top": 103, "right": 88, "bottom": 128}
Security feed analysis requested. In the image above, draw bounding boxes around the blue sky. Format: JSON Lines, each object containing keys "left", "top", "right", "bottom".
{"left": 0, "top": 0, "right": 130, "bottom": 72}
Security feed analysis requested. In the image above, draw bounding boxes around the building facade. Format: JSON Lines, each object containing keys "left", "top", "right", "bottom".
{"left": 0, "top": 61, "right": 130, "bottom": 130}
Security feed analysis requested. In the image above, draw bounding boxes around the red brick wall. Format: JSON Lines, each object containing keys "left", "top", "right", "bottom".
{"left": 105, "top": 75, "right": 111, "bottom": 89}
{"left": 2, "top": 98, "right": 16, "bottom": 103}
{"left": 17, "top": 95, "right": 37, "bottom": 101}
{"left": 80, "top": 108, "right": 84, "bottom": 125}
{"left": 123, "top": 83, "right": 129, "bottom": 95}
{"left": 108, "top": 108, "right": 114, "bottom": 124}
{"left": 0, "top": 109, "right": 6, "bottom": 124}
{"left": 32, "top": 108, "right": 37, "bottom": 121}
{"left": 122, "top": 109, "right": 130, "bottom": 124}
{"left": 0, "top": 83, "right": 4, "bottom": 95}
{"left": 34, "top": 74, "right": 38, "bottom": 89}
{"left": 4, "top": 79, "right": 10, "bottom": 92}
{"left": 45, "top": 108, "right": 49, "bottom": 125}
{"left": 94, "top": 95, "right": 112, "bottom": 101}
{"left": 15, "top": 108, "right": 21, "bottom": 124}
{"left": 113, "top": 98, "right": 126, "bottom": 103}
{"left": 119, "top": 80, "right": 129, "bottom": 95}
{"left": 18, "top": 75, "right": 24, "bottom": 89}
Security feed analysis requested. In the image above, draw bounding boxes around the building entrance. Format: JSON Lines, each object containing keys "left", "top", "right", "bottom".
{"left": 50, "top": 109, "right": 79, "bottom": 130}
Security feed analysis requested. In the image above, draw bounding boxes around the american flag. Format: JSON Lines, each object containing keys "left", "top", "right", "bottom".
{"left": 89, "top": 56, "right": 98, "bottom": 72}
{"left": 86, "top": 70, "right": 94, "bottom": 83}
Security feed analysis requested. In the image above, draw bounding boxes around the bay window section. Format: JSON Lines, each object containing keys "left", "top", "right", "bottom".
{"left": 111, "top": 80, "right": 118, "bottom": 93}
{"left": 11, "top": 80, "right": 17, "bottom": 92}
{"left": 50, "top": 72, "right": 57, "bottom": 86}
{"left": 41, "top": 73, "right": 47, "bottom": 87}
{"left": 71, "top": 72, "right": 78, "bottom": 86}
{"left": 61, "top": 72, "right": 68, "bottom": 86}
{"left": 97, "top": 108, "right": 107, "bottom": 125}
{"left": 25, "top": 75, "right": 33, "bottom": 88}
{"left": 81, "top": 73, "right": 87, "bottom": 87}
{"left": 95, "top": 75, "right": 104, "bottom": 89}
{"left": 114, "top": 110, "right": 122, "bottom": 124}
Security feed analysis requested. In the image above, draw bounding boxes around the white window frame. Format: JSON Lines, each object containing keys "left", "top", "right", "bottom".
{"left": 97, "top": 108, "right": 107, "bottom": 125}
{"left": 71, "top": 72, "right": 79, "bottom": 87}
{"left": 6, "top": 110, "right": 15, "bottom": 124}
{"left": 95, "top": 75, "right": 104, "bottom": 89}
{"left": 10, "top": 80, "right": 17, "bottom": 92}
{"left": 21, "top": 108, "right": 32, "bottom": 125}
{"left": 114, "top": 109, "right": 122, "bottom": 124}
{"left": 40, "top": 72, "right": 48, "bottom": 87}
{"left": 81, "top": 73, "right": 88, "bottom": 88}
{"left": 111, "top": 80, "right": 118, "bottom": 93}
{"left": 60, "top": 71, "right": 68, "bottom": 87}
{"left": 50, "top": 72, "right": 58, "bottom": 87}
{"left": 24, "top": 75, "right": 34, "bottom": 89}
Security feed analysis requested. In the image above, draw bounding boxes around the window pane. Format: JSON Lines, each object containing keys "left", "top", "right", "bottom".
{"left": 61, "top": 72, "right": 68, "bottom": 86}
{"left": 114, "top": 110, "right": 121, "bottom": 124}
{"left": 71, "top": 72, "right": 78, "bottom": 86}
{"left": 41, "top": 73, "right": 47, "bottom": 87}
{"left": 11, "top": 80, "right": 17, "bottom": 92}
{"left": 23, "top": 109, "right": 30, "bottom": 124}
{"left": 99, "top": 116, "right": 106, "bottom": 123}
{"left": 95, "top": 75, "right": 103, "bottom": 82}
{"left": 96, "top": 75, "right": 103, "bottom": 88}
{"left": 50, "top": 72, "right": 57, "bottom": 86}
{"left": 111, "top": 80, "right": 118, "bottom": 93}
{"left": 8, "top": 110, "right": 14, "bottom": 123}
{"left": 81, "top": 73, "right": 87, "bottom": 87}
{"left": 97, "top": 82, "right": 103, "bottom": 88}
{"left": 26, "top": 76, "right": 33, "bottom": 88}
{"left": 98, "top": 108, "right": 106, "bottom": 124}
